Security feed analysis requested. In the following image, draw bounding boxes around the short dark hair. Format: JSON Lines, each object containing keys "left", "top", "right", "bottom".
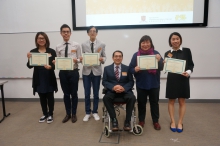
{"left": 35, "top": 32, "right": 50, "bottom": 48}
{"left": 87, "top": 26, "right": 98, "bottom": 33}
{"left": 139, "top": 35, "right": 154, "bottom": 49}
{"left": 60, "top": 24, "right": 71, "bottom": 32}
{"left": 169, "top": 32, "right": 182, "bottom": 47}
{"left": 112, "top": 50, "right": 123, "bottom": 57}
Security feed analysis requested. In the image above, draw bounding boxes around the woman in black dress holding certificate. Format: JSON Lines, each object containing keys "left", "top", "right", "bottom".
{"left": 27, "top": 32, "right": 58, "bottom": 124}
{"left": 164, "top": 32, "right": 194, "bottom": 133}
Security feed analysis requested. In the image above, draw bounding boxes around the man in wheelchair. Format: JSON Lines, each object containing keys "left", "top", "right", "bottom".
{"left": 102, "top": 50, "right": 136, "bottom": 131}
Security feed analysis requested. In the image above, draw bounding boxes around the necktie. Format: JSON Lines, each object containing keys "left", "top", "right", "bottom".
{"left": 115, "top": 66, "right": 119, "bottom": 81}
{"left": 91, "top": 43, "right": 94, "bottom": 53}
{"left": 65, "top": 43, "right": 68, "bottom": 57}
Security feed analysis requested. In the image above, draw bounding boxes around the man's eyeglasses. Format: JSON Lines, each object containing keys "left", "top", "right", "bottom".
{"left": 62, "top": 31, "right": 70, "bottom": 34}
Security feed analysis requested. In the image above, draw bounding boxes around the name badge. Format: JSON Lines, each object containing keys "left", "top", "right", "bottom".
{"left": 167, "top": 53, "right": 173, "bottom": 58}
{"left": 71, "top": 50, "right": 76, "bottom": 53}
{"left": 97, "top": 48, "right": 102, "bottom": 53}
{"left": 122, "top": 72, "right": 127, "bottom": 76}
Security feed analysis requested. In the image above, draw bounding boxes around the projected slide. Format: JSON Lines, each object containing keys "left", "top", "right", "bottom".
{"left": 86, "top": 0, "right": 194, "bottom": 26}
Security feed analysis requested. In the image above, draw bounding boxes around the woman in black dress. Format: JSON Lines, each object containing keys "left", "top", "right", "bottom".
{"left": 164, "top": 32, "right": 194, "bottom": 133}
{"left": 27, "top": 32, "right": 58, "bottom": 124}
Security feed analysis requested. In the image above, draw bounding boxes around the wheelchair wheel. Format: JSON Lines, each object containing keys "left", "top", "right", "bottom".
{"left": 102, "top": 107, "right": 105, "bottom": 123}
{"left": 104, "top": 126, "right": 110, "bottom": 137}
{"left": 132, "top": 125, "right": 143, "bottom": 136}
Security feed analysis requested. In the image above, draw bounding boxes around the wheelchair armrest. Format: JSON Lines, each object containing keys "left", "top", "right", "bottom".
{"left": 102, "top": 87, "right": 108, "bottom": 94}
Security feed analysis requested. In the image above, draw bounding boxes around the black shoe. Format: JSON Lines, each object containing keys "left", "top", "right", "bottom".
{"left": 62, "top": 115, "right": 71, "bottom": 123}
{"left": 72, "top": 115, "right": 77, "bottom": 123}
{"left": 123, "top": 120, "right": 131, "bottom": 131}
{"left": 112, "top": 118, "right": 119, "bottom": 131}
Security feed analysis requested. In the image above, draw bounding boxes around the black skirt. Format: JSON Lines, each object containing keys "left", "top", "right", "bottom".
{"left": 165, "top": 72, "right": 190, "bottom": 99}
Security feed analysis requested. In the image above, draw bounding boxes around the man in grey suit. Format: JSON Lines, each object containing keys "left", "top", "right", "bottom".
{"left": 102, "top": 50, "right": 136, "bottom": 131}
{"left": 81, "top": 26, "right": 106, "bottom": 122}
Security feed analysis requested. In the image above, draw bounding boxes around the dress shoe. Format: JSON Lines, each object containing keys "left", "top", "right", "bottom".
{"left": 72, "top": 115, "right": 77, "bottom": 123}
{"left": 170, "top": 123, "right": 176, "bottom": 132}
{"left": 138, "top": 121, "right": 145, "bottom": 128}
{"left": 62, "top": 115, "right": 71, "bottom": 123}
{"left": 112, "top": 118, "right": 119, "bottom": 131}
{"left": 177, "top": 124, "right": 183, "bottom": 133}
{"left": 123, "top": 121, "right": 131, "bottom": 131}
{"left": 153, "top": 122, "right": 161, "bottom": 130}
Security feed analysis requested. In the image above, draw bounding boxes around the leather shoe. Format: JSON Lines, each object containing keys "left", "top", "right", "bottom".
{"left": 112, "top": 118, "right": 119, "bottom": 131}
{"left": 139, "top": 121, "right": 145, "bottom": 128}
{"left": 177, "top": 124, "right": 183, "bottom": 133}
{"left": 123, "top": 121, "right": 131, "bottom": 131}
{"left": 62, "top": 115, "right": 71, "bottom": 123}
{"left": 153, "top": 122, "right": 161, "bottom": 130}
{"left": 72, "top": 115, "right": 77, "bottom": 123}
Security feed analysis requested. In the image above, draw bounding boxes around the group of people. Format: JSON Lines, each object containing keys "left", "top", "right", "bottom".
{"left": 26, "top": 24, "right": 194, "bottom": 133}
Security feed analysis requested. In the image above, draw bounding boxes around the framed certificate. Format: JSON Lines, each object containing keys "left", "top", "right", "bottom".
{"left": 29, "top": 53, "right": 48, "bottom": 66}
{"left": 55, "top": 57, "right": 73, "bottom": 70}
{"left": 163, "top": 58, "right": 186, "bottom": 74}
{"left": 137, "top": 55, "right": 158, "bottom": 70}
{"left": 82, "top": 53, "right": 99, "bottom": 66}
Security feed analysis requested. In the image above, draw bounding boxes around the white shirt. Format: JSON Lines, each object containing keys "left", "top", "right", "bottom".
{"left": 56, "top": 40, "right": 82, "bottom": 69}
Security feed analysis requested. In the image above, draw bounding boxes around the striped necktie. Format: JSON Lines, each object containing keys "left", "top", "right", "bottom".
{"left": 115, "top": 66, "right": 119, "bottom": 81}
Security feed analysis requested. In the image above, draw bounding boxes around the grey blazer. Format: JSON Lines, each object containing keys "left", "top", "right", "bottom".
{"left": 81, "top": 39, "right": 106, "bottom": 76}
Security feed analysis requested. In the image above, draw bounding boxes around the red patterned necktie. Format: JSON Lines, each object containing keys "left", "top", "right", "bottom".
{"left": 115, "top": 66, "right": 119, "bottom": 81}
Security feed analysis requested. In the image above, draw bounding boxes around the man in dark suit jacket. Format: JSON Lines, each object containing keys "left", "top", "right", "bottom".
{"left": 102, "top": 50, "right": 136, "bottom": 131}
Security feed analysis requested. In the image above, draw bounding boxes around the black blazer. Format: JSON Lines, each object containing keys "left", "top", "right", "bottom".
{"left": 27, "top": 48, "right": 58, "bottom": 95}
{"left": 102, "top": 63, "right": 134, "bottom": 94}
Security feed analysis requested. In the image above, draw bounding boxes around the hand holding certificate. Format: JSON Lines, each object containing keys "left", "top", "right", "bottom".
{"left": 55, "top": 57, "right": 73, "bottom": 70}
{"left": 163, "top": 58, "right": 186, "bottom": 74}
{"left": 82, "top": 53, "right": 99, "bottom": 66}
{"left": 29, "top": 53, "right": 48, "bottom": 66}
{"left": 137, "top": 55, "right": 158, "bottom": 70}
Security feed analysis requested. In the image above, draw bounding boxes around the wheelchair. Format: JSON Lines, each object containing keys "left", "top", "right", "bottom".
{"left": 102, "top": 88, "right": 143, "bottom": 137}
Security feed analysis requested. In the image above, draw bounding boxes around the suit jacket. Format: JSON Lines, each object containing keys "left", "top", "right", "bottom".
{"left": 102, "top": 63, "right": 134, "bottom": 94}
{"left": 81, "top": 39, "right": 106, "bottom": 76}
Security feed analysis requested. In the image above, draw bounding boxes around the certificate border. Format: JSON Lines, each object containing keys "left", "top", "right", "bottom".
{"left": 164, "top": 58, "right": 186, "bottom": 74}
{"left": 55, "top": 57, "right": 73, "bottom": 70}
{"left": 137, "top": 55, "right": 158, "bottom": 70}
{"left": 82, "top": 53, "right": 100, "bottom": 66}
{"left": 29, "top": 53, "right": 48, "bottom": 66}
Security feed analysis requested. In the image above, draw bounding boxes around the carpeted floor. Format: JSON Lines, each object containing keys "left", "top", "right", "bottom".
{"left": 0, "top": 101, "right": 220, "bottom": 146}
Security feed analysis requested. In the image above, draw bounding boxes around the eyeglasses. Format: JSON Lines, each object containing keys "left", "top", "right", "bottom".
{"left": 62, "top": 31, "right": 70, "bottom": 34}
{"left": 37, "top": 37, "right": 45, "bottom": 40}
{"left": 114, "top": 55, "right": 122, "bottom": 58}
{"left": 89, "top": 30, "right": 97, "bottom": 33}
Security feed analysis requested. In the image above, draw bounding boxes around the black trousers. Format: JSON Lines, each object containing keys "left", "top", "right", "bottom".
{"left": 103, "top": 92, "right": 136, "bottom": 122}
{"left": 136, "top": 86, "right": 160, "bottom": 123}
{"left": 59, "top": 70, "right": 79, "bottom": 115}
{"left": 38, "top": 92, "right": 54, "bottom": 116}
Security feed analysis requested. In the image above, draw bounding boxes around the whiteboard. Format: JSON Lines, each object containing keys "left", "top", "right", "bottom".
{"left": 0, "top": 27, "right": 220, "bottom": 78}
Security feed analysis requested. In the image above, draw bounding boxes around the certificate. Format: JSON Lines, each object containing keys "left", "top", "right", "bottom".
{"left": 163, "top": 58, "right": 186, "bottom": 74}
{"left": 29, "top": 53, "right": 48, "bottom": 66}
{"left": 82, "top": 53, "right": 99, "bottom": 66}
{"left": 137, "top": 55, "right": 158, "bottom": 70}
{"left": 55, "top": 57, "right": 73, "bottom": 70}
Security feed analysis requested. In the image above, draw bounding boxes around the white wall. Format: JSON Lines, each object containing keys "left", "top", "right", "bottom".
{"left": 0, "top": 0, "right": 220, "bottom": 100}
{"left": 1, "top": 78, "right": 220, "bottom": 99}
